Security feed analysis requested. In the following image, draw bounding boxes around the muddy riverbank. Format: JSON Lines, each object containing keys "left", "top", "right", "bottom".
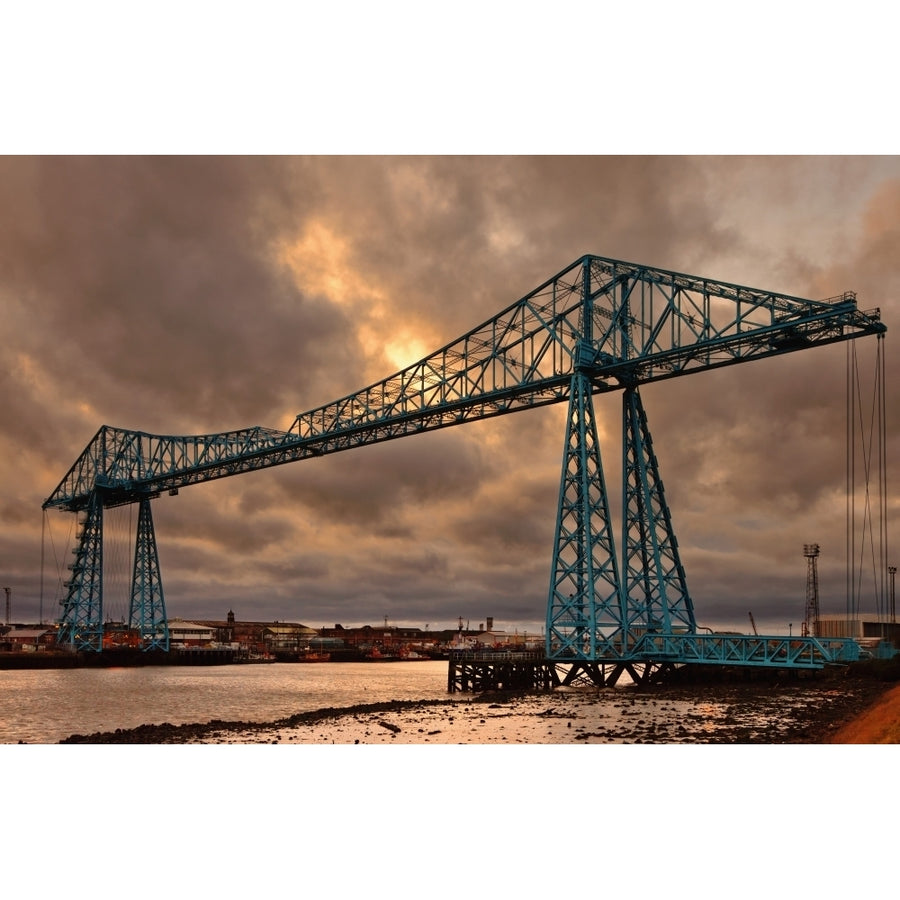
{"left": 59, "top": 667, "right": 898, "bottom": 744}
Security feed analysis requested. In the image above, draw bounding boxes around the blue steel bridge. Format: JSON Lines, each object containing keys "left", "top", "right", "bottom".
{"left": 43, "top": 255, "right": 886, "bottom": 684}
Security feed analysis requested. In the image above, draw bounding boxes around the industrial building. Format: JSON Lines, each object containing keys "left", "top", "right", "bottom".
{"left": 815, "top": 615, "right": 900, "bottom": 648}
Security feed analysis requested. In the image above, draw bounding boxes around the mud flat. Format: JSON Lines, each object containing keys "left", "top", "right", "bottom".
{"left": 59, "top": 670, "right": 898, "bottom": 745}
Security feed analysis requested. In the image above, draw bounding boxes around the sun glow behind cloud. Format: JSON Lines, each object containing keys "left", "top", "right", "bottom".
{"left": 277, "top": 220, "right": 438, "bottom": 377}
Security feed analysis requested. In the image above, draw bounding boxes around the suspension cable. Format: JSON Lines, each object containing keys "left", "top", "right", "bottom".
{"left": 847, "top": 341, "right": 855, "bottom": 623}
{"left": 40, "top": 511, "right": 45, "bottom": 625}
{"left": 42, "top": 508, "right": 73, "bottom": 627}
{"left": 847, "top": 335, "right": 889, "bottom": 632}
{"left": 879, "top": 334, "right": 888, "bottom": 629}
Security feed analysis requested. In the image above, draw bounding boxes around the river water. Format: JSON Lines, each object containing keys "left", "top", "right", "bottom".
{"left": 0, "top": 660, "right": 459, "bottom": 744}
{"left": 0, "top": 658, "right": 881, "bottom": 747}
{"left": 1, "top": 658, "right": 881, "bottom": 899}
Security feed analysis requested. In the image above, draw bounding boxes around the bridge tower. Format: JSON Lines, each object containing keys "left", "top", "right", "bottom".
{"left": 546, "top": 368, "right": 623, "bottom": 658}
{"left": 546, "top": 258, "right": 696, "bottom": 666}
{"left": 129, "top": 497, "right": 170, "bottom": 651}
{"left": 621, "top": 386, "right": 696, "bottom": 640}
{"left": 56, "top": 490, "right": 169, "bottom": 652}
{"left": 58, "top": 491, "right": 104, "bottom": 651}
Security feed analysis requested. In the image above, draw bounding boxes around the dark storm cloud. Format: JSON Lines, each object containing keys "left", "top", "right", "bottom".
{"left": 641, "top": 350, "right": 853, "bottom": 515}
{"left": 276, "top": 427, "right": 492, "bottom": 530}
{"left": 2, "top": 156, "right": 897, "bottom": 635}
{"left": 0, "top": 157, "right": 358, "bottom": 437}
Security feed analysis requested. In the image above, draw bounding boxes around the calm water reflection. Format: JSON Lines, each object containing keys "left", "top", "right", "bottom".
{"left": 0, "top": 661, "right": 455, "bottom": 743}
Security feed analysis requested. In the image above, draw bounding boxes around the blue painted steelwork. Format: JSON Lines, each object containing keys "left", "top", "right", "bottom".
{"left": 629, "top": 632, "right": 860, "bottom": 667}
{"left": 129, "top": 497, "right": 169, "bottom": 651}
{"left": 621, "top": 387, "right": 696, "bottom": 638}
{"left": 56, "top": 491, "right": 104, "bottom": 652}
{"left": 874, "top": 641, "right": 900, "bottom": 660}
{"left": 546, "top": 371, "right": 622, "bottom": 659}
{"left": 44, "top": 256, "right": 884, "bottom": 514}
{"left": 42, "top": 255, "right": 886, "bottom": 660}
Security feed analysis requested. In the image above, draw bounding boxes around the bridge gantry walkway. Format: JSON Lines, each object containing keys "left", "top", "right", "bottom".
{"left": 43, "top": 255, "right": 886, "bottom": 677}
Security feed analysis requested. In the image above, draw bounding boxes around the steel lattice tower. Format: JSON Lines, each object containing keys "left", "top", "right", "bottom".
{"left": 621, "top": 386, "right": 696, "bottom": 638}
{"left": 546, "top": 370, "right": 623, "bottom": 659}
{"left": 57, "top": 491, "right": 104, "bottom": 652}
{"left": 129, "top": 497, "right": 170, "bottom": 651}
{"left": 57, "top": 491, "right": 171, "bottom": 652}
{"left": 803, "top": 543, "right": 820, "bottom": 638}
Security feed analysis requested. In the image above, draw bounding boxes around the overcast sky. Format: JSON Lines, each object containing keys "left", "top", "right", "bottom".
{"left": 1, "top": 156, "right": 897, "bottom": 637}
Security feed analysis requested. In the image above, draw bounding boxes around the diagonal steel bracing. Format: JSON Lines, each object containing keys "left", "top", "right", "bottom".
{"left": 129, "top": 497, "right": 169, "bottom": 651}
{"left": 622, "top": 386, "right": 696, "bottom": 637}
{"left": 57, "top": 491, "right": 104, "bottom": 652}
{"left": 546, "top": 372, "right": 623, "bottom": 660}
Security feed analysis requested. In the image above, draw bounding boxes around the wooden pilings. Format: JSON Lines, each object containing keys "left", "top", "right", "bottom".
{"left": 447, "top": 653, "right": 677, "bottom": 692}
{"left": 448, "top": 653, "right": 557, "bottom": 692}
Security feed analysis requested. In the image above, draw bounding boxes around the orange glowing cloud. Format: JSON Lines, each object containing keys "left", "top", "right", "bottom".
{"left": 276, "top": 220, "right": 439, "bottom": 377}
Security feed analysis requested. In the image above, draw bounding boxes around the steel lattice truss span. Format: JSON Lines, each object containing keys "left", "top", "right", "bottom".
{"left": 44, "top": 255, "right": 886, "bottom": 668}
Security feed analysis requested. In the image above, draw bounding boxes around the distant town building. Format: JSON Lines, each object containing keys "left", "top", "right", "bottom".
{"left": 0, "top": 610, "right": 544, "bottom": 660}
{"left": 166, "top": 620, "right": 216, "bottom": 648}
{"left": 816, "top": 615, "right": 900, "bottom": 646}
{"left": 193, "top": 613, "right": 317, "bottom": 657}
{"left": 0, "top": 627, "right": 55, "bottom": 651}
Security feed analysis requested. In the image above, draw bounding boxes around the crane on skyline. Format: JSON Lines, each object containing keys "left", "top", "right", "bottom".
{"left": 43, "top": 254, "right": 886, "bottom": 679}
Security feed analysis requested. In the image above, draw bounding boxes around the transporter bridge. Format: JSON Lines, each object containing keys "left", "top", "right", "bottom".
{"left": 43, "top": 255, "right": 886, "bottom": 681}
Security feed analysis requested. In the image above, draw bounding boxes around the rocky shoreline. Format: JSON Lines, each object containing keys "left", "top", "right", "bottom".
{"left": 59, "top": 668, "right": 899, "bottom": 745}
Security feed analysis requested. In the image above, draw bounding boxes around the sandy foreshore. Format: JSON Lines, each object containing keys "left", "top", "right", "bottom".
{"left": 59, "top": 672, "right": 899, "bottom": 744}
{"left": 825, "top": 681, "right": 900, "bottom": 743}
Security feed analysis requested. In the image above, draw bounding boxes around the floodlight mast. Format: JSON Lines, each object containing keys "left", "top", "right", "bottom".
{"left": 889, "top": 566, "right": 897, "bottom": 624}
{"left": 803, "top": 543, "right": 821, "bottom": 638}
